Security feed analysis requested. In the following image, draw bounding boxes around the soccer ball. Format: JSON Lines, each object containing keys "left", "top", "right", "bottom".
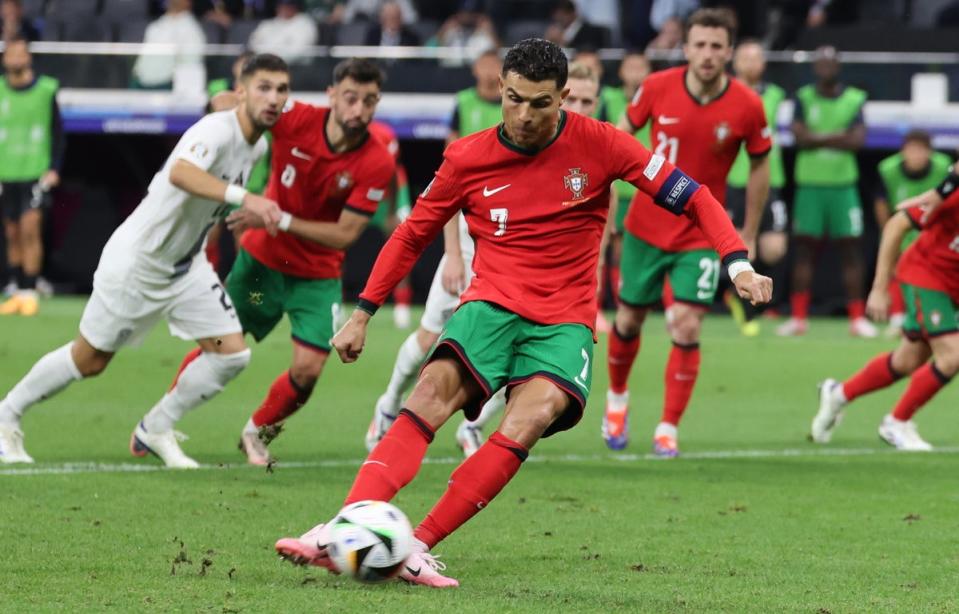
{"left": 327, "top": 500, "right": 414, "bottom": 583}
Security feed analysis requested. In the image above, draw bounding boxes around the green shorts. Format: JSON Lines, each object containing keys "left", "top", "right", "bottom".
{"left": 226, "top": 248, "right": 341, "bottom": 352}
{"left": 901, "top": 282, "right": 959, "bottom": 340}
{"left": 619, "top": 232, "right": 720, "bottom": 307}
{"left": 793, "top": 185, "right": 863, "bottom": 239}
{"left": 432, "top": 300, "right": 594, "bottom": 437}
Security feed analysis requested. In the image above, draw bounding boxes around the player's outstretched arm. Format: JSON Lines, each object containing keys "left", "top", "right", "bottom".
{"left": 171, "top": 159, "right": 281, "bottom": 234}
{"left": 866, "top": 211, "right": 912, "bottom": 322}
{"left": 441, "top": 214, "right": 466, "bottom": 295}
{"left": 281, "top": 209, "right": 371, "bottom": 250}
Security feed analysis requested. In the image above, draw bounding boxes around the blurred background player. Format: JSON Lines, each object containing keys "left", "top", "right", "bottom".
{"left": 597, "top": 50, "right": 651, "bottom": 331}
{"left": 605, "top": 9, "right": 771, "bottom": 457}
{"left": 777, "top": 46, "right": 873, "bottom": 337}
{"left": 0, "top": 36, "right": 63, "bottom": 316}
{"left": 811, "top": 174, "right": 959, "bottom": 451}
{"left": 724, "top": 40, "right": 789, "bottom": 336}
{"left": 0, "top": 54, "right": 286, "bottom": 466}
{"left": 366, "top": 119, "right": 415, "bottom": 329}
{"left": 277, "top": 38, "right": 768, "bottom": 587}
{"left": 365, "top": 49, "right": 504, "bottom": 458}
{"left": 222, "top": 59, "right": 395, "bottom": 466}
{"left": 873, "top": 129, "right": 952, "bottom": 337}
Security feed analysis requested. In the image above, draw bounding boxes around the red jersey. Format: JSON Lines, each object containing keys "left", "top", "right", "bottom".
{"left": 359, "top": 111, "right": 747, "bottom": 331}
{"left": 624, "top": 67, "right": 771, "bottom": 251}
{"left": 897, "top": 194, "right": 959, "bottom": 301}
{"left": 242, "top": 102, "right": 396, "bottom": 279}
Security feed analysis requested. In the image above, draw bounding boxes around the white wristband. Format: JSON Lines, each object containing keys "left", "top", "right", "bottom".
{"left": 279, "top": 212, "right": 293, "bottom": 232}
{"left": 727, "top": 259, "right": 754, "bottom": 281}
{"left": 224, "top": 184, "right": 247, "bottom": 206}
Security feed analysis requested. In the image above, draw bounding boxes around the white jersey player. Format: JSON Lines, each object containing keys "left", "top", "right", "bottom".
{"left": 0, "top": 54, "right": 289, "bottom": 468}
{"left": 365, "top": 211, "right": 506, "bottom": 457}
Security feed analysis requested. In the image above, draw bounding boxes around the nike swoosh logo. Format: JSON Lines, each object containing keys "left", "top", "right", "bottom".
{"left": 362, "top": 460, "right": 387, "bottom": 467}
{"left": 405, "top": 566, "right": 421, "bottom": 577}
{"left": 483, "top": 184, "right": 511, "bottom": 197}
{"left": 291, "top": 147, "right": 312, "bottom": 160}
{"left": 658, "top": 115, "right": 680, "bottom": 125}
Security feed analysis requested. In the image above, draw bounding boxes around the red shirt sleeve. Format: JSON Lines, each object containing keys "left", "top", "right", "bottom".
{"left": 606, "top": 124, "right": 747, "bottom": 263}
{"left": 625, "top": 80, "right": 653, "bottom": 131}
{"left": 744, "top": 92, "right": 773, "bottom": 156}
{"left": 357, "top": 155, "right": 467, "bottom": 311}
{"left": 346, "top": 152, "right": 396, "bottom": 216}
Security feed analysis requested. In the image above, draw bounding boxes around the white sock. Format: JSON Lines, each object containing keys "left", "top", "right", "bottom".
{"left": 606, "top": 389, "right": 629, "bottom": 411}
{"left": 831, "top": 381, "right": 848, "bottom": 405}
{"left": 0, "top": 342, "right": 82, "bottom": 425}
{"left": 412, "top": 537, "right": 428, "bottom": 553}
{"left": 655, "top": 422, "right": 678, "bottom": 440}
{"left": 143, "top": 349, "right": 250, "bottom": 432}
{"left": 465, "top": 388, "right": 506, "bottom": 429}
{"left": 382, "top": 332, "right": 428, "bottom": 414}
{"left": 242, "top": 417, "right": 257, "bottom": 435}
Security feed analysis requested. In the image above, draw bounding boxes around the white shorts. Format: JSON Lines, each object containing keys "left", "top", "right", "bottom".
{"left": 79, "top": 261, "right": 241, "bottom": 352}
{"left": 420, "top": 253, "right": 474, "bottom": 334}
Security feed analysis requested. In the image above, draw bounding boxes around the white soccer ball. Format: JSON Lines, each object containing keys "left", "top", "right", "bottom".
{"left": 327, "top": 500, "right": 414, "bottom": 583}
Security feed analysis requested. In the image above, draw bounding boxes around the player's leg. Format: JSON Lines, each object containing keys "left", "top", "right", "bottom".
{"left": 733, "top": 191, "right": 790, "bottom": 335}
{"left": 778, "top": 186, "right": 825, "bottom": 336}
{"left": 14, "top": 207, "right": 43, "bottom": 316}
{"left": 886, "top": 277, "right": 907, "bottom": 337}
{"left": 455, "top": 387, "right": 507, "bottom": 458}
{"left": 605, "top": 232, "right": 665, "bottom": 449}
{"left": 0, "top": 333, "right": 113, "bottom": 463}
{"left": 370, "top": 254, "right": 456, "bottom": 450}
{"left": 0, "top": 191, "right": 24, "bottom": 313}
{"left": 240, "top": 273, "right": 339, "bottom": 463}
{"left": 406, "top": 318, "right": 592, "bottom": 586}
{"left": 879, "top": 289, "right": 959, "bottom": 450}
{"left": 654, "top": 249, "right": 715, "bottom": 457}
{"left": 829, "top": 187, "right": 876, "bottom": 337}
{"left": 392, "top": 276, "right": 413, "bottom": 329}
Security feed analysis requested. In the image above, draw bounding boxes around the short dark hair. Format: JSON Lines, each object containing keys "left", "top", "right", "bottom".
{"left": 332, "top": 58, "right": 386, "bottom": 87}
{"left": 684, "top": 7, "right": 737, "bottom": 46}
{"left": 553, "top": 0, "right": 576, "bottom": 14}
{"left": 240, "top": 53, "right": 289, "bottom": 79}
{"left": 502, "top": 38, "right": 568, "bottom": 89}
{"left": 903, "top": 129, "right": 932, "bottom": 148}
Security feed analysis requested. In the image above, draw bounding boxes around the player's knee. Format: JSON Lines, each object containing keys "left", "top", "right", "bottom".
{"left": 932, "top": 343, "right": 959, "bottom": 377}
{"left": 669, "top": 309, "right": 703, "bottom": 344}
{"left": 614, "top": 305, "right": 645, "bottom": 336}
{"left": 501, "top": 389, "right": 566, "bottom": 444}
{"left": 759, "top": 234, "right": 787, "bottom": 265}
{"left": 207, "top": 349, "right": 251, "bottom": 383}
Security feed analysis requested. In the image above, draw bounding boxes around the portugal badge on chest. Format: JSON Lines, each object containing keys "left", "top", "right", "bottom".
{"left": 564, "top": 168, "right": 589, "bottom": 200}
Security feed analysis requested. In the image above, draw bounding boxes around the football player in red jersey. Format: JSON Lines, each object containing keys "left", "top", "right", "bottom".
{"left": 273, "top": 38, "right": 771, "bottom": 587}
{"left": 811, "top": 172, "right": 959, "bottom": 450}
{"left": 604, "top": 8, "right": 772, "bottom": 457}
{"left": 181, "top": 59, "right": 396, "bottom": 465}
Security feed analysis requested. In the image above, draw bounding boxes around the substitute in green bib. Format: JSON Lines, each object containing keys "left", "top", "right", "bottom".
{"left": 448, "top": 49, "right": 502, "bottom": 143}
{"left": 725, "top": 40, "right": 788, "bottom": 336}
{"left": 874, "top": 129, "right": 953, "bottom": 337}
{"left": 779, "top": 46, "right": 873, "bottom": 338}
{"left": 0, "top": 37, "right": 64, "bottom": 317}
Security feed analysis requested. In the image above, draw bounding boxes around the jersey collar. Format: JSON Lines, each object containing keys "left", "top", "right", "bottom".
{"left": 497, "top": 110, "right": 568, "bottom": 156}
{"left": 682, "top": 68, "right": 730, "bottom": 106}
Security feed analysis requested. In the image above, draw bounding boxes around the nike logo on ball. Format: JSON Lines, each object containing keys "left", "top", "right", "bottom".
{"left": 291, "top": 147, "right": 312, "bottom": 160}
{"left": 658, "top": 115, "right": 680, "bottom": 125}
{"left": 483, "top": 184, "right": 511, "bottom": 197}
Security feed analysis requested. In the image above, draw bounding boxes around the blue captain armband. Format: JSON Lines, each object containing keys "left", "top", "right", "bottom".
{"left": 653, "top": 169, "right": 700, "bottom": 215}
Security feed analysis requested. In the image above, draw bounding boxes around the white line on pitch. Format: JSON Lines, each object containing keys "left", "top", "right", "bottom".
{"left": 2, "top": 445, "right": 958, "bottom": 476}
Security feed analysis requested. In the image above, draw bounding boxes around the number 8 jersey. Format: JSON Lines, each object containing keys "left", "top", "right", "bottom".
{"left": 623, "top": 66, "right": 771, "bottom": 251}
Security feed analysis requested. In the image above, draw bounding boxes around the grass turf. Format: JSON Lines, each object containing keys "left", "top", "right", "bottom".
{"left": 1, "top": 297, "right": 957, "bottom": 612}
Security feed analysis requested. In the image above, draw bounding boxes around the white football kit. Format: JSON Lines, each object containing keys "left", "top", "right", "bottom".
{"left": 420, "top": 213, "right": 474, "bottom": 334}
{"left": 79, "top": 110, "right": 268, "bottom": 351}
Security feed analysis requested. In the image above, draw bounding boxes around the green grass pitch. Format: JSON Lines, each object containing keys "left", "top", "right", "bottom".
{"left": 2, "top": 298, "right": 958, "bottom": 612}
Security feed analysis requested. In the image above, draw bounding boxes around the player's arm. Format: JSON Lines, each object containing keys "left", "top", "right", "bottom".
{"left": 874, "top": 178, "right": 892, "bottom": 228}
{"left": 171, "top": 159, "right": 280, "bottom": 234}
{"left": 282, "top": 208, "right": 371, "bottom": 250}
{"left": 44, "top": 94, "right": 65, "bottom": 189}
{"left": 441, "top": 213, "right": 467, "bottom": 295}
{"left": 332, "top": 158, "right": 466, "bottom": 363}
{"left": 817, "top": 121, "right": 865, "bottom": 151}
{"left": 619, "top": 82, "right": 651, "bottom": 134}
{"left": 596, "top": 190, "right": 617, "bottom": 301}
{"left": 741, "top": 153, "right": 770, "bottom": 257}
{"left": 866, "top": 211, "right": 913, "bottom": 322}
{"left": 608, "top": 127, "right": 771, "bottom": 305}
{"left": 896, "top": 163, "right": 959, "bottom": 222}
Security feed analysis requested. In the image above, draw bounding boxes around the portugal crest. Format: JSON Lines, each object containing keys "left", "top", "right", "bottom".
{"left": 335, "top": 171, "right": 354, "bottom": 192}
{"left": 564, "top": 168, "right": 589, "bottom": 200}
{"left": 714, "top": 121, "right": 730, "bottom": 144}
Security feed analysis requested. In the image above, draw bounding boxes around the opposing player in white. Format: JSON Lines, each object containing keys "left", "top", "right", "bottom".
{"left": 366, "top": 213, "right": 506, "bottom": 457}
{"left": 0, "top": 54, "right": 289, "bottom": 467}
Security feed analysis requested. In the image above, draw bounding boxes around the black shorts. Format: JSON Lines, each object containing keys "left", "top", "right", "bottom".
{"left": 0, "top": 180, "right": 49, "bottom": 221}
{"left": 725, "top": 186, "right": 788, "bottom": 234}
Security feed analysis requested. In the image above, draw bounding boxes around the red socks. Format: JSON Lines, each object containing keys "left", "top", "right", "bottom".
{"left": 393, "top": 284, "right": 413, "bottom": 307}
{"left": 344, "top": 410, "right": 434, "bottom": 505}
{"left": 791, "top": 291, "right": 811, "bottom": 321}
{"left": 170, "top": 347, "right": 202, "bottom": 391}
{"left": 414, "top": 431, "right": 527, "bottom": 549}
{"left": 607, "top": 326, "right": 640, "bottom": 394}
{"left": 847, "top": 299, "right": 866, "bottom": 321}
{"left": 251, "top": 370, "right": 313, "bottom": 427}
{"left": 841, "top": 352, "right": 901, "bottom": 402}
{"left": 892, "top": 362, "right": 952, "bottom": 421}
{"left": 661, "top": 342, "right": 700, "bottom": 426}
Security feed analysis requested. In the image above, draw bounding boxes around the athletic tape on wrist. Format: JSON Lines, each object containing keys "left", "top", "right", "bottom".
{"left": 279, "top": 212, "right": 292, "bottom": 232}
{"left": 225, "top": 184, "right": 247, "bottom": 206}
{"left": 727, "top": 259, "right": 754, "bottom": 280}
